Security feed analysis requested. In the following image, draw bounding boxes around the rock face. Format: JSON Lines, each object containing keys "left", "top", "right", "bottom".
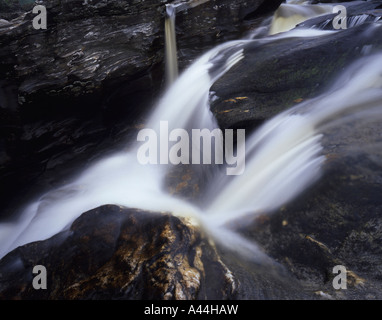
{"left": 0, "top": 0, "right": 283, "bottom": 110}
{"left": 242, "top": 163, "right": 382, "bottom": 299}
{"left": 0, "top": 205, "right": 238, "bottom": 299}
{"left": 236, "top": 117, "right": 382, "bottom": 299}
{"left": 0, "top": 0, "right": 282, "bottom": 217}
{"left": 0, "top": 0, "right": 35, "bottom": 20}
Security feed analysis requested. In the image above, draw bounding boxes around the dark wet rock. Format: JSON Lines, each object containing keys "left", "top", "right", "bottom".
{"left": 0, "top": 0, "right": 35, "bottom": 20}
{"left": 238, "top": 120, "right": 382, "bottom": 299}
{"left": 0, "top": 0, "right": 282, "bottom": 110}
{"left": 0, "top": 205, "right": 238, "bottom": 300}
{"left": 0, "top": 203, "right": 336, "bottom": 300}
{"left": 210, "top": 3, "right": 382, "bottom": 129}
{"left": 173, "top": 0, "right": 283, "bottom": 63}
{"left": 243, "top": 167, "right": 382, "bottom": 299}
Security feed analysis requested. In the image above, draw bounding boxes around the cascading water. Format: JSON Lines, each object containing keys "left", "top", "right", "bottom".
{"left": 1, "top": 3, "right": 382, "bottom": 265}
{"left": 204, "top": 54, "right": 382, "bottom": 225}
{"left": 164, "top": 4, "right": 179, "bottom": 87}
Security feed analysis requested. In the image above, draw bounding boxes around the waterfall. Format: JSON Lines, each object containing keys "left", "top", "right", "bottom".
{"left": 203, "top": 53, "right": 382, "bottom": 225}
{"left": 1, "top": 4, "right": 382, "bottom": 264}
{"left": 164, "top": 4, "right": 179, "bottom": 87}
{"left": 0, "top": 33, "right": 249, "bottom": 260}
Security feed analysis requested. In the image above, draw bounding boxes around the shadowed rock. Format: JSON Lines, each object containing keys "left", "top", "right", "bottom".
{"left": 0, "top": 205, "right": 238, "bottom": 299}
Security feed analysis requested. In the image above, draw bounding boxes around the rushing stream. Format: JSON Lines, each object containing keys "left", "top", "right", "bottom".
{"left": 1, "top": 2, "right": 382, "bottom": 265}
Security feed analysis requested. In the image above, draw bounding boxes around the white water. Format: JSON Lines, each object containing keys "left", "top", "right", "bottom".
{"left": 204, "top": 53, "right": 382, "bottom": 225}
{"left": 0, "top": 37, "right": 250, "bottom": 259}
{"left": 1, "top": 11, "right": 382, "bottom": 262}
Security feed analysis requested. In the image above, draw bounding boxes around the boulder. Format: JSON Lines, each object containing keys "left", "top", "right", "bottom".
{"left": 0, "top": 204, "right": 332, "bottom": 300}
{"left": 0, "top": 205, "right": 238, "bottom": 299}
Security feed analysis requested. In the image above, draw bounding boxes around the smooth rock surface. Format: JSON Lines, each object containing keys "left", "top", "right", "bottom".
{"left": 0, "top": 205, "right": 238, "bottom": 299}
